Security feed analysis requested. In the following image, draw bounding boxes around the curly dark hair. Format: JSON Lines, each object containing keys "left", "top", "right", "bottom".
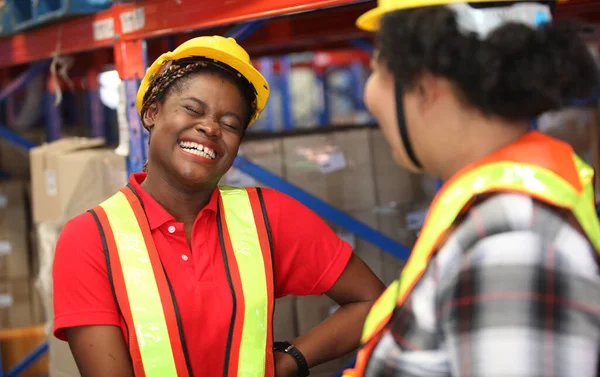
{"left": 377, "top": 4, "right": 599, "bottom": 121}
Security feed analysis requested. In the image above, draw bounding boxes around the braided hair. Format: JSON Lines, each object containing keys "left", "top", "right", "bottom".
{"left": 140, "top": 57, "right": 258, "bottom": 172}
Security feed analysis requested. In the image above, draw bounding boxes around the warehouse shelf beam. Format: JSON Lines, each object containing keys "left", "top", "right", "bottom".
{"left": 0, "top": 125, "right": 37, "bottom": 150}
{"left": 0, "top": 60, "right": 51, "bottom": 104}
{"left": 233, "top": 156, "right": 412, "bottom": 260}
{"left": 44, "top": 87, "right": 63, "bottom": 142}
{"left": 350, "top": 39, "right": 374, "bottom": 54}
{"left": 279, "top": 55, "right": 294, "bottom": 130}
{"left": 226, "top": 20, "right": 268, "bottom": 42}
{"left": 0, "top": 0, "right": 371, "bottom": 68}
{"left": 1, "top": 340, "right": 48, "bottom": 377}
{"left": 256, "top": 57, "right": 276, "bottom": 132}
{"left": 87, "top": 70, "right": 105, "bottom": 138}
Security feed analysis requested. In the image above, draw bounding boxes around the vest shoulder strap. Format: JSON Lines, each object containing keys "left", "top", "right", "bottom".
{"left": 217, "top": 185, "right": 276, "bottom": 377}
{"left": 90, "top": 185, "right": 192, "bottom": 377}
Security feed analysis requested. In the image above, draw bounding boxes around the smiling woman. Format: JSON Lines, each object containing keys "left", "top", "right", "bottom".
{"left": 51, "top": 36, "right": 385, "bottom": 377}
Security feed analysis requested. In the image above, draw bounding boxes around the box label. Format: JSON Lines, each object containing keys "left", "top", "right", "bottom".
{"left": 318, "top": 150, "right": 346, "bottom": 174}
{"left": 0, "top": 241, "right": 11, "bottom": 255}
{"left": 406, "top": 209, "right": 428, "bottom": 231}
{"left": 0, "top": 294, "right": 13, "bottom": 308}
{"left": 93, "top": 18, "right": 115, "bottom": 41}
{"left": 120, "top": 7, "right": 145, "bottom": 34}
{"left": 45, "top": 170, "right": 57, "bottom": 196}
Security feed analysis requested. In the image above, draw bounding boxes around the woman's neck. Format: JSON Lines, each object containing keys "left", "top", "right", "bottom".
{"left": 141, "top": 172, "right": 215, "bottom": 225}
{"left": 433, "top": 118, "right": 530, "bottom": 182}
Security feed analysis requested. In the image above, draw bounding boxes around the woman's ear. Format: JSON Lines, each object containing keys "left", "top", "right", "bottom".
{"left": 413, "top": 71, "right": 444, "bottom": 114}
{"left": 142, "top": 102, "right": 159, "bottom": 131}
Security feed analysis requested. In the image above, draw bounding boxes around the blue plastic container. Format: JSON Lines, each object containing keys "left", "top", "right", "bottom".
{"left": 12, "top": 0, "right": 112, "bottom": 32}
{"left": 36, "top": 0, "right": 112, "bottom": 23}
{"left": 0, "top": 1, "right": 13, "bottom": 36}
{"left": 12, "top": 0, "right": 34, "bottom": 31}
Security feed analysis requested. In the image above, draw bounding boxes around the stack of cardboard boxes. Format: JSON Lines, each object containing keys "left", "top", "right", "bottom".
{"left": 0, "top": 180, "right": 44, "bottom": 330}
{"left": 28, "top": 137, "right": 127, "bottom": 377}
{"left": 0, "top": 173, "right": 48, "bottom": 376}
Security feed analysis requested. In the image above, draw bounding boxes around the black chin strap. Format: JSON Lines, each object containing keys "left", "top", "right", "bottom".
{"left": 395, "top": 79, "right": 423, "bottom": 169}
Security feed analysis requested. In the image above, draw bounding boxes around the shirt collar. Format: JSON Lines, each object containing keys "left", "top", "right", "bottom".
{"left": 128, "top": 172, "right": 220, "bottom": 230}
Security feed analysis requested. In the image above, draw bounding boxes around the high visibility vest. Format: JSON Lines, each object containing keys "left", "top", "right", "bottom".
{"left": 344, "top": 131, "right": 600, "bottom": 377}
{"left": 89, "top": 185, "right": 276, "bottom": 377}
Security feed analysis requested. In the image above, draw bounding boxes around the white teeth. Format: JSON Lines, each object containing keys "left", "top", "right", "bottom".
{"left": 179, "top": 141, "right": 217, "bottom": 160}
{"left": 203, "top": 146, "right": 215, "bottom": 159}
{"left": 186, "top": 148, "right": 213, "bottom": 159}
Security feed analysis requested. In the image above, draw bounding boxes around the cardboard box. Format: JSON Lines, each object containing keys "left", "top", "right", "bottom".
{"left": 329, "top": 210, "right": 385, "bottom": 281}
{"left": 377, "top": 212, "right": 413, "bottom": 285}
{"left": 221, "top": 138, "right": 285, "bottom": 188}
{"left": 0, "top": 181, "right": 30, "bottom": 279}
{"left": 283, "top": 129, "right": 376, "bottom": 212}
{"left": 30, "top": 138, "right": 126, "bottom": 223}
{"left": 370, "top": 130, "right": 436, "bottom": 208}
{"left": 0, "top": 278, "right": 44, "bottom": 329}
{"left": 49, "top": 336, "right": 80, "bottom": 377}
{"left": 33, "top": 221, "right": 63, "bottom": 333}
{"left": 0, "top": 129, "right": 46, "bottom": 180}
{"left": 273, "top": 295, "right": 297, "bottom": 341}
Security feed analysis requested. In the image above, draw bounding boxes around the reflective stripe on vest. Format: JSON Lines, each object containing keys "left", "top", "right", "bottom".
{"left": 344, "top": 132, "right": 600, "bottom": 377}
{"left": 217, "top": 186, "right": 276, "bottom": 377}
{"left": 90, "top": 185, "right": 275, "bottom": 377}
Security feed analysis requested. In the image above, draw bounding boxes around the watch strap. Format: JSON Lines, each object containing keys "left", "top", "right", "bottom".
{"left": 273, "top": 341, "right": 310, "bottom": 377}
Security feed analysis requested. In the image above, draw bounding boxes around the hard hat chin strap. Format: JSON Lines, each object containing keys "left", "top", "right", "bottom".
{"left": 395, "top": 79, "right": 423, "bottom": 170}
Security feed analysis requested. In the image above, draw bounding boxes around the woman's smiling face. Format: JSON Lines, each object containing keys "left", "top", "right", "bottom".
{"left": 143, "top": 69, "right": 249, "bottom": 190}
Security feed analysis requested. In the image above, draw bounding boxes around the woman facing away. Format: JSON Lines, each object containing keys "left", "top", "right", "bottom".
{"left": 344, "top": 1, "right": 600, "bottom": 376}
{"left": 52, "top": 35, "right": 385, "bottom": 377}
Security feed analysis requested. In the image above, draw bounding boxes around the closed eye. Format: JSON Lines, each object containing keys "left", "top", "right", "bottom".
{"left": 183, "top": 106, "right": 203, "bottom": 116}
{"left": 221, "top": 121, "right": 239, "bottom": 131}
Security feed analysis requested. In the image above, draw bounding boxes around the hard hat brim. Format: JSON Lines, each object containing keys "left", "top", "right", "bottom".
{"left": 356, "top": 7, "right": 387, "bottom": 31}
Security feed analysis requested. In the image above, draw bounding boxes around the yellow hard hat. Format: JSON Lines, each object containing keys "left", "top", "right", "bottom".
{"left": 137, "top": 35, "right": 270, "bottom": 127}
{"left": 356, "top": 0, "right": 566, "bottom": 31}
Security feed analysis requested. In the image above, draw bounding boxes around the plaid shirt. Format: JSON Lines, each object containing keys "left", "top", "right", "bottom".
{"left": 365, "top": 193, "right": 600, "bottom": 377}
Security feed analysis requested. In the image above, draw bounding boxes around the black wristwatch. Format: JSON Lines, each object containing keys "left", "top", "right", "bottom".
{"left": 273, "top": 341, "right": 310, "bottom": 377}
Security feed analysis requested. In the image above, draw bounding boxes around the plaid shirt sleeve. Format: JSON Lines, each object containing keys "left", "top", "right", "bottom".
{"left": 365, "top": 193, "right": 600, "bottom": 377}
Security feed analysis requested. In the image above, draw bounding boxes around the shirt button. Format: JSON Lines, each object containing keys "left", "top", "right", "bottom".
{"left": 181, "top": 254, "right": 189, "bottom": 262}
{"left": 168, "top": 225, "right": 176, "bottom": 234}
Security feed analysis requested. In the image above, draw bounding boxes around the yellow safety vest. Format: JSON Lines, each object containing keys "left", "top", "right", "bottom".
{"left": 344, "top": 131, "right": 600, "bottom": 376}
{"left": 90, "top": 185, "right": 276, "bottom": 377}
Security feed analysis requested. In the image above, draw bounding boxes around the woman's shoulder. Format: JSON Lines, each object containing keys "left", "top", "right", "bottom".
{"left": 251, "top": 187, "right": 302, "bottom": 209}
{"left": 57, "top": 210, "right": 103, "bottom": 249}
{"left": 53, "top": 211, "right": 107, "bottom": 282}
{"left": 446, "top": 192, "right": 594, "bottom": 259}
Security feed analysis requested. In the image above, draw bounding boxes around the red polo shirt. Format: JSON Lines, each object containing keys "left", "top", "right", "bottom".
{"left": 53, "top": 173, "right": 352, "bottom": 376}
